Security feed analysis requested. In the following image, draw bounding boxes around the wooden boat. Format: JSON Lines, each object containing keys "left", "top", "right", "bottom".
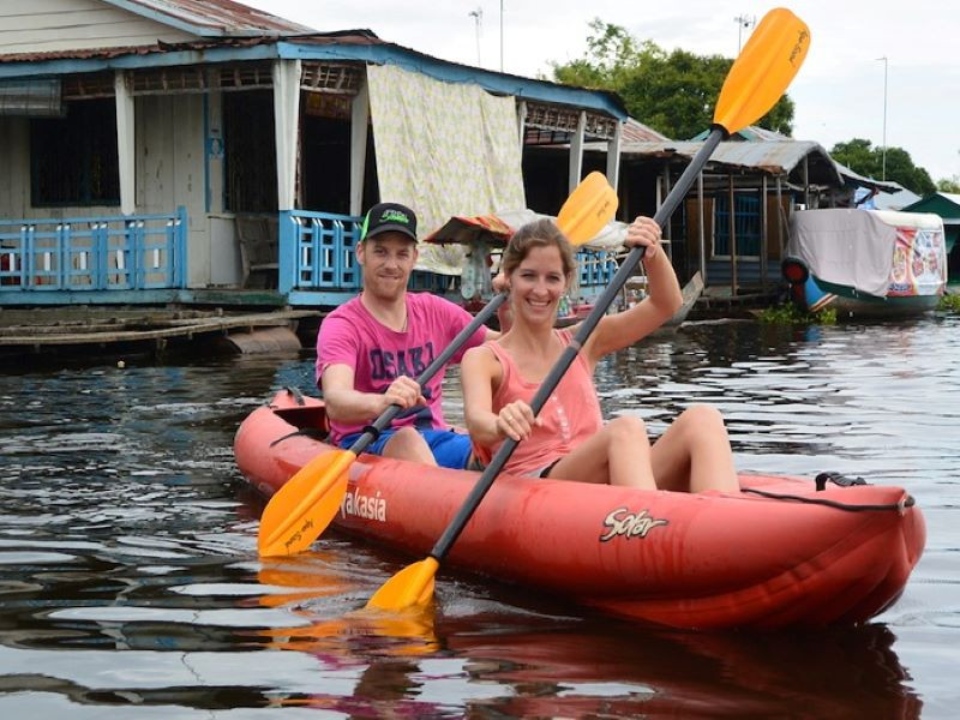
{"left": 782, "top": 208, "right": 946, "bottom": 319}
{"left": 558, "top": 272, "right": 703, "bottom": 329}
{"left": 235, "top": 389, "right": 926, "bottom": 630}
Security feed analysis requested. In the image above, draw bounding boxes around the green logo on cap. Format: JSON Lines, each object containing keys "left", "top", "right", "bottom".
{"left": 380, "top": 209, "right": 410, "bottom": 225}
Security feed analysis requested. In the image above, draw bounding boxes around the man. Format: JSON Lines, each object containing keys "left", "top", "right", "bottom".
{"left": 316, "top": 202, "right": 499, "bottom": 468}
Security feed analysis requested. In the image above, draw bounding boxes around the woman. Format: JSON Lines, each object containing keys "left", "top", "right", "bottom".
{"left": 460, "top": 216, "right": 739, "bottom": 492}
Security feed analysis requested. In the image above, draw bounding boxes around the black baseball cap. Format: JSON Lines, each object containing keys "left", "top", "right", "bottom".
{"left": 360, "top": 202, "right": 418, "bottom": 242}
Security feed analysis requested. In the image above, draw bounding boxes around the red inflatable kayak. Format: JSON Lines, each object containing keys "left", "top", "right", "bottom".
{"left": 235, "top": 389, "right": 926, "bottom": 630}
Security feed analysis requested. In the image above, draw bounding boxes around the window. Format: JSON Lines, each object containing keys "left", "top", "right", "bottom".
{"left": 30, "top": 98, "right": 120, "bottom": 206}
{"left": 714, "top": 192, "right": 761, "bottom": 258}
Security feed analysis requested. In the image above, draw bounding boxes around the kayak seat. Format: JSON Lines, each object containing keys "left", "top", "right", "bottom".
{"left": 815, "top": 472, "right": 867, "bottom": 491}
{"left": 272, "top": 386, "right": 330, "bottom": 442}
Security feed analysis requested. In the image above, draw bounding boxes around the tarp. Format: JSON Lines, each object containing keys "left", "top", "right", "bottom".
{"left": 425, "top": 208, "right": 628, "bottom": 251}
{"left": 366, "top": 64, "right": 525, "bottom": 275}
{"left": 787, "top": 208, "right": 946, "bottom": 298}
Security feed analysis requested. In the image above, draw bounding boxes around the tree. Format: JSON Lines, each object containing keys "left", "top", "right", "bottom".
{"left": 830, "top": 139, "right": 935, "bottom": 195}
{"left": 937, "top": 177, "right": 960, "bottom": 193}
{"left": 550, "top": 20, "right": 951, "bottom": 191}
{"left": 550, "top": 19, "right": 795, "bottom": 140}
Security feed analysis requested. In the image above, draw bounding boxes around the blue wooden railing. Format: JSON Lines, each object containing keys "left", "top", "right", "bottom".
{"left": 0, "top": 206, "right": 615, "bottom": 302}
{"left": 279, "top": 209, "right": 618, "bottom": 301}
{"left": 279, "top": 210, "right": 363, "bottom": 295}
{"left": 0, "top": 207, "right": 187, "bottom": 292}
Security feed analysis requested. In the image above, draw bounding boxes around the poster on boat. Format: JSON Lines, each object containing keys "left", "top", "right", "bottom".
{"left": 888, "top": 214, "right": 946, "bottom": 297}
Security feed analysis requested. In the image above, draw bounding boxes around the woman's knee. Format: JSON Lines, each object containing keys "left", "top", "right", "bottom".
{"left": 681, "top": 404, "right": 726, "bottom": 432}
{"left": 605, "top": 415, "right": 647, "bottom": 443}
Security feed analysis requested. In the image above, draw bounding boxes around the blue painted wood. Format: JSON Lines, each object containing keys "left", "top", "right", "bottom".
{"left": 0, "top": 207, "right": 187, "bottom": 293}
{"left": 1, "top": 206, "right": 618, "bottom": 308}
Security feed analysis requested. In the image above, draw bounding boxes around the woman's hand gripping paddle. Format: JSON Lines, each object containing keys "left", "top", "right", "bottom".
{"left": 257, "top": 171, "right": 619, "bottom": 557}
{"left": 366, "top": 7, "right": 811, "bottom": 611}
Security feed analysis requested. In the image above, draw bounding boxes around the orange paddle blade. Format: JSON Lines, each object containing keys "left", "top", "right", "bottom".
{"left": 366, "top": 557, "right": 438, "bottom": 611}
{"left": 714, "top": 8, "right": 810, "bottom": 134}
{"left": 257, "top": 450, "right": 353, "bottom": 557}
{"left": 557, "top": 171, "right": 619, "bottom": 245}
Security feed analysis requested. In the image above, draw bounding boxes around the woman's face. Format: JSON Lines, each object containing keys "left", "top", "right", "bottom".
{"left": 509, "top": 244, "right": 569, "bottom": 322}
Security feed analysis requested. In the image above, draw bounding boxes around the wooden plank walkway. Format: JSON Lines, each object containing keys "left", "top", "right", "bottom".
{"left": 0, "top": 308, "right": 319, "bottom": 346}
{"left": 0, "top": 307, "right": 321, "bottom": 363}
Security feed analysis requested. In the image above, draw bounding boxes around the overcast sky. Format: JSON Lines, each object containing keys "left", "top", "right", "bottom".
{"left": 245, "top": 1, "right": 958, "bottom": 184}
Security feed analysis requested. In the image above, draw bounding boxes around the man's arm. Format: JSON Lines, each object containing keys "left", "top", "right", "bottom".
{"left": 321, "top": 363, "right": 425, "bottom": 425}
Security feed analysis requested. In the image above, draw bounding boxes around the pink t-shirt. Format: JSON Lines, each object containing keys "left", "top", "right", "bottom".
{"left": 478, "top": 329, "right": 604, "bottom": 476}
{"left": 316, "top": 293, "right": 487, "bottom": 445}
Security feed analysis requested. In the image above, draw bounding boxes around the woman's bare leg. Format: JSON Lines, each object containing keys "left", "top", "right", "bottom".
{"left": 546, "top": 416, "right": 656, "bottom": 489}
{"left": 650, "top": 404, "right": 739, "bottom": 493}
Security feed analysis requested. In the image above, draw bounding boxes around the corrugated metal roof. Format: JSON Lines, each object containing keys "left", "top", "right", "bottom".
{"left": 873, "top": 183, "right": 921, "bottom": 211}
{"left": 621, "top": 117, "right": 669, "bottom": 143}
{"left": 615, "top": 139, "right": 844, "bottom": 187}
{"left": 690, "top": 125, "right": 792, "bottom": 142}
{"left": 106, "top": 0, "right": 315, "bottom": 36}
{"left": 832, "top": 160, "right": 901, "bottom": 193}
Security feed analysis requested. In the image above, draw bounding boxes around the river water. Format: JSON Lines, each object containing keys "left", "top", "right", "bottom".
{"left": 1, "top": 315, "right": 958, "bottom": 719}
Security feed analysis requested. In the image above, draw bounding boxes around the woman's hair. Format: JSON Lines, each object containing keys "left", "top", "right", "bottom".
{"left": 501, "top": 218, "right": 576, "bottom": 279}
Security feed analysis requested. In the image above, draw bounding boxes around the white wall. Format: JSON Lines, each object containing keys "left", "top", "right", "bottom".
{"left": 137, "top": 93, "right": 229, "bottom": 288}
{"left": 0, "top": 0, "right": 192, "bottom": 56}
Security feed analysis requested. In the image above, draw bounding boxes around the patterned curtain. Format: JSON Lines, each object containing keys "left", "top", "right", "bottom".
{"left": 367, "top": 64, "right": 525, "bottom": 274}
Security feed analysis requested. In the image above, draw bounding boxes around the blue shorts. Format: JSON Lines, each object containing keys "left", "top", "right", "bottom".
{"left": 338, "top": 428, "right": 473, "bottom": 470}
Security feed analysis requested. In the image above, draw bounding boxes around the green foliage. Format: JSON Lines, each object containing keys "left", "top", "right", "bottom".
{"left": 938, "top": 293, "right": 960, "bottom": 312}
{"left": 551, "top": 19, "right": 946, "bottom": 189}
{"left": 830, "top": 138, "right": 936, "bottom": 195}
{"left": 550, "top": 19, "right": 794, "bottom": 140}
{"left": 757, "top": 302, "right": 836, "bottom": 325}
{"left": 937, "top": 177, "right": 960, "bottom": 193}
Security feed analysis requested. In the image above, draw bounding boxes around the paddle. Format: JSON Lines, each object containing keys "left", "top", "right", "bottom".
{"left": 366, "top": 7, "right": 811, "bottom": 611}
{"left": 257, "top": 171, "right": 619, "bottom": 557}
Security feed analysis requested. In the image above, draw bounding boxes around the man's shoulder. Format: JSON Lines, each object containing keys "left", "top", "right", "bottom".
{"left": 408, "top": 291, "right": 452, "bottom": 308}
{"left": 328, "top": 295, "right": 362, "bottom": 314}
{"left": 318, "top": 297, "right": 365, "bottom": 343}
{"left": 408, "top": 291, "right": 464, "bottom": 317}
{"left": 322, "top": 296, "right": 363, "bottom": 324}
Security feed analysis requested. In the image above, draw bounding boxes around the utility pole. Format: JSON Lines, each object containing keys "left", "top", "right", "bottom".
{"left": 469, "top": 7, "right": 483, "bottom": 67}
{"left": 877, "top": 56, "right": 888, "bottom": 180}
{"left": 734, "top": 14, "right": 755, "bottom": 53}
{"left": 499, "top": 1, "right": 504, "bottom": 72}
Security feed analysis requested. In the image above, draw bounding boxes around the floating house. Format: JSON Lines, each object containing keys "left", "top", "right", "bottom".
{"left": 597, "top": 128, "right": 845, "bottom": 294}
{"left": 0, "top": 0, "right": 628, "bottom": 312}
{"left": 0, "top": 0, "right": 865, "bottom": 327}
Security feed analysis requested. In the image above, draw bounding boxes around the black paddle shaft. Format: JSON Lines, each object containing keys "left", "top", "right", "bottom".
{"left": 350, "top": 291, "right": 508, "bottom": 456}
{"left": 428, "top": 128, "right": 728, "bottom": 561}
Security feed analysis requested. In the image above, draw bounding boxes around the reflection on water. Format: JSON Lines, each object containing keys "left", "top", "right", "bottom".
{"left": 1, "top": 318, "right": 959, "bottom": 718}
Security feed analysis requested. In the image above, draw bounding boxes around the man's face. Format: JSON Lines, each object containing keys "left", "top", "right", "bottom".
{"left": 357, "top": 233, "right": 418, "bottom": 300}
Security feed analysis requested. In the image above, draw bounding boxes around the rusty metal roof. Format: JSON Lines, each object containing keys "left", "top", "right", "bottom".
{"left": 105, "top": 0, "right": 315, "bottom": 36}
{"left": 616, "top": 139, "right": 844, "bottom": 187}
